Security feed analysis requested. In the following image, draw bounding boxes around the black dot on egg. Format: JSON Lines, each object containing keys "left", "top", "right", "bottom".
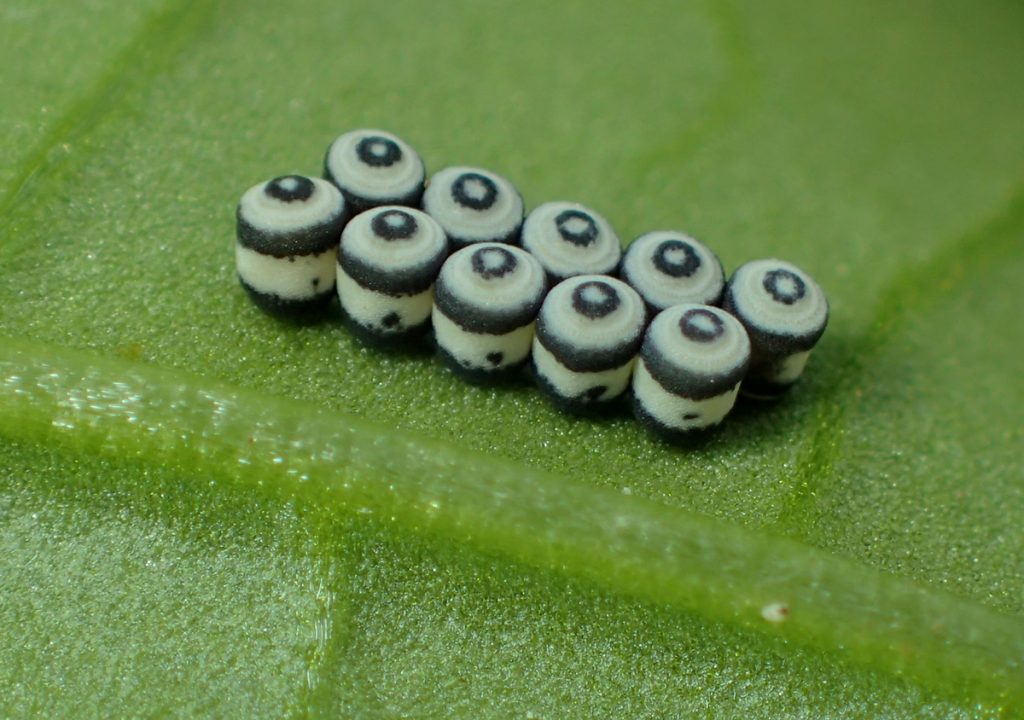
{"left": 763, "top": 268, "right": 807, "bottom": 305}
{"left": 356, "top": 136, "right": 403, "bottom": 167}
{"left": 452, "top": 172, "right": 499, "bottom": 210}
{"left": 653, "top": 239, "right": 701, "bottom": 278}
{"left": 265, "top": 175, "right": 315, "bottom": 202}
{"left": 584, "top": 386, "right": 607, "bottom": 401}
{"left": 571, "top": 280, "right": 621, "bottom": 319}
{"left": 371, "top": 209, "right": 418, "bottom": 240}
{"left": 555, "top": 209, "right": 599, "bottom": 247}
{"left": 471, "top": 246, "right": 517, "bottom": 279}
{"left": 679, "top": 307, "right": 725, "bottom": 343}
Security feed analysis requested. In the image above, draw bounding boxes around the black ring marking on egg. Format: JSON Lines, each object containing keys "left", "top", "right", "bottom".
{"left": 335, "top": 184, "right": 424, "bottom": 219}
{"left": 446, "top": 220, "right": 524, "bottom": 250}
{"left": 653, "top": 239, "right": 701, "bottom": 278}
{"left": 554, "top": 209, "right": 599, "bottom": 247}
{"left": 371, "top": 209, "right": 418, "bottom": 240}
{"left": 631, "top": 394, "right": 718, "bottom": 444}
{"left": 434, "top": 272, "right": 547, "bottom": 335}
{"left": 571, "top": 280, "right": 621, "bottom": 319}
{"left": 640, "top": 333, "right": 749, "bottom": 400}
{"left": 356, "top": 136, "right": 403, "bottom": 167}
{"left": 265, "top": 175, "right": 315, "bottom": 202}
{"left": 679, "top": 307, "right": 725, "bottom": 343}
{"left": 451, "top": 172, "right": 499, "bottom": 210}
{"left": 535, "top": 317, "right": 643, "bottom": 373}
{"left": 436, "top": 346, "right": 529, "bottom": 383}
{"left": 531, "top": 366, "right": 624, "bottom": 415}
{"left": 763, "top": 268, "right": 807, "bottom": 305}
{"left": 338, "top": 303, "right": 432, "bottom": 350}
{"left": 737, "top": 368, "right": 798, "bottom": 399}
{"left": 722, "top": 283, "right": 828, "bottom": 355}
{"left": 236, "top": 210, "right": 345, "bottom": 258}
{"left": 339, "top": 246, "right": 445, "bottom": 297}
{"left": 238, "top": 275, "right": 336, "bottom": 317}
{"left": 471, "top": 246, "right": 517, "bottom": 279}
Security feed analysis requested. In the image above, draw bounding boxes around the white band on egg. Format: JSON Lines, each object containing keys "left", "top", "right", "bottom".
{"left": 236, "top": 245, "right": 337, "bottom": 300}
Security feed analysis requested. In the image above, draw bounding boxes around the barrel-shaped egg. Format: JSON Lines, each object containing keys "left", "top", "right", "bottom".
{"left": 532, "top": 276, "right": 646, "bottom": 412}
{"left": 432, "top": 243, "right": 547, "bottom": 382}
{"left": 337, "top": 207, "right": 448, "bottom": 346}
{"left": 722, "top": 259, "right": 828, "bottom": 398}
{"left": 323, "top": 129, "right": 425, "bottom": 216}
{"left": 621, "top": 231, "right": 724, "bottom": 312}
{"left": 632, "top": 304, "right": 751, "bottom": 441}
{"left": 521, "top": 202, "right": 621, "bottom": 281}
{"left": 235, "top": 175, "right": 345, "bottom": 316}
{"left": 422, "top": 166, "right": 524, "bottom": 249}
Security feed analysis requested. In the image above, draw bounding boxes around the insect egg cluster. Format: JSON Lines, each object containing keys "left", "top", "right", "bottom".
{"left": 234, "top": 128, "right": 829, "bottom": 443}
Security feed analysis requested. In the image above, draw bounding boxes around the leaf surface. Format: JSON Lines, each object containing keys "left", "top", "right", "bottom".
{"left": 1, "top": 0, "right": 1022, "bottom": 716}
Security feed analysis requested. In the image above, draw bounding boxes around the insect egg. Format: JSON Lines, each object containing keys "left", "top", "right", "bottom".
{"left": 532, "top": 275, "right": 647, "bottom": 412}
{"left": 235, "top": 174, "right": 345, "bottom": 316}
{"left": 621, "top": 231, "right": 725, "bottom": 312}
{"left": 520, "top": 201, "right": 622, "bottom": 281}
{"left": 323, "top": 129, "right": 426, "bottom": 216}
{"left": 337, "top": 206, "right": 448, "bottom": 346}
{"left": 722, "top": 259, "right": 828, "bottom": 398}
{"left": 422, "top": 166, "right": 525, "bottom": 249}
{"left": 432, "top": 243, "right": 547, "bottom": 382}
{"left": 631, "top": 304, "right": 751, "bottom": 441}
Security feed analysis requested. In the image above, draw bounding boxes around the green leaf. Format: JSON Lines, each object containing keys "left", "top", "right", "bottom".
{"left": 1, "top": 0, "right": 1022, "bottom": 716}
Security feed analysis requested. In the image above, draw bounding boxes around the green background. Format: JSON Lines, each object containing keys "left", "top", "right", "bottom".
{"left": 1, "top": 0, "right": 1022, "bottom": 716}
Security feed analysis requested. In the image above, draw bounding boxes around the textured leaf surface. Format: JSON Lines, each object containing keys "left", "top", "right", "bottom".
{"left": 1, "top": 0, "right": 1022, "bottom": 717}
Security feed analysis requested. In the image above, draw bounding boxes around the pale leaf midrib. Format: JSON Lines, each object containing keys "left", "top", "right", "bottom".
{"left": 0, "top": 336, "right": 1020, "bottom": 712}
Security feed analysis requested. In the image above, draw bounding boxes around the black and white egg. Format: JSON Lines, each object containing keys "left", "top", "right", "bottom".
{"left": 722, "top": 259, "right": 828, "bottom": 398}
{"left": 631, "top": 304, "right": 750, "bottom": 440}
{"left": 520, "top": 202, "right": 621, "bottom": 281}
{"left": 432, "top": 243, "right": 547, "bottom": 381}
{"left": 533, "top": 275, "right": 647, "bottom": 412}
{"left": 621, "top": 231, "right": 724, "bottom": 312}
{"left": 422, "top": 166, "right": 524, "bottom": 249}
{"left": 235, "top": 174, "right": 345, "bottom": 316}
{"left": 323, "top": 129, "right": 425, "bottom": 216}
{"left": 337, "top": 206, "right": 448, "bottom": 345}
